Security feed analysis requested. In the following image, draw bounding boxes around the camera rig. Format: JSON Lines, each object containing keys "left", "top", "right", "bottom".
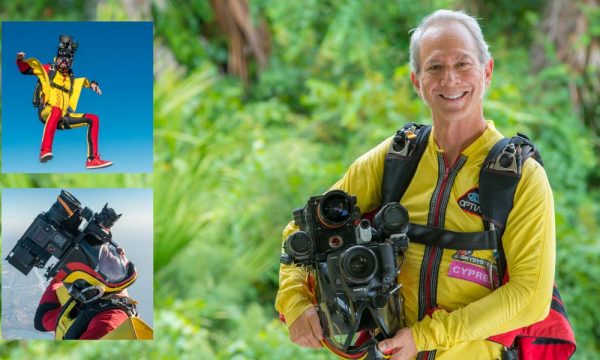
{"left": 280, "top": 190, "right": 410, "bottom": 358}
{"left": 6, "top": 190, "right": 121, "bottom": 280}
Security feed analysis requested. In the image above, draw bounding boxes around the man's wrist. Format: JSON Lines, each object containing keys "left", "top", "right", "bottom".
{"left": 285, "top": 302, "right": 315, "bottom": 328}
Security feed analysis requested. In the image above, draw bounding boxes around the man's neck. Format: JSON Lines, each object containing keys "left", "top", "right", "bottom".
{"left": 432, "top": 115, "right": 487, "bottom": 167}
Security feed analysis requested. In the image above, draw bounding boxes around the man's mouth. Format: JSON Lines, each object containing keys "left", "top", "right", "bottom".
{"left": 439, "top": 91, "right": 468, "bottom": 100}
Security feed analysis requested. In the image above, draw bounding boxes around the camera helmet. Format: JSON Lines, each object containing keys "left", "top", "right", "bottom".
{"left": 55, "top": 34, "right": 77, "bottom": 72}
{"left": 53, "top": 240, "right": 137, "bottom": 303}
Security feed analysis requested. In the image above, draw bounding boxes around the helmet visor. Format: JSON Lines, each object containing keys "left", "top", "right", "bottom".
{"left": 97, "top": 243, "right": 128, "bottom": 283}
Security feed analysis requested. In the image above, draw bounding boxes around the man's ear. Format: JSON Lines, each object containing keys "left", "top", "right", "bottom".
{"left": 484, "top": 58, "right": 494, "bottom": 87}
{"left": 410, "top": 72, "right": 421, "bottom": 97}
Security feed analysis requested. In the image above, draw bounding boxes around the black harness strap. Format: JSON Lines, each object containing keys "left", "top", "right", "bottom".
{"left": 408, "top": 223, "right": 498, "bottom": 250}
{"left": 381, "top": 123, "right": 432, "bottom": 205}
{"left": 479, "top": 134, "right": 542, "bottom": 280}
{"left": 62, "top": 296, "right": 138, "bottom": 339}
{"left": 48, "top": 68, "right": 74, "bottom": 94}
{"left": 381, "top": 125, "right": 542, "bottom": 279}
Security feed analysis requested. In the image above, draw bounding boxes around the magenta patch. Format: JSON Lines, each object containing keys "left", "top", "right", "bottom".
{"left": 448, "top": 260, "right": 497, "bottom": 289}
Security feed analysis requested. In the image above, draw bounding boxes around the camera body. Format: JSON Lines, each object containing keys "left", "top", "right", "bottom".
{"left": 283, "top": 190, "right": 362, "bottom": 265}
{"left": 6, "top": 190, "right": 120, "bottom": 279}
{"left": 325, "top": 242, "right": 397, "bottom": 303}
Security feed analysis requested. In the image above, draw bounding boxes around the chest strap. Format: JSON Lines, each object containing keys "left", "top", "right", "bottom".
{"left": 48, "top": 68, "right": 74, "bottom": 94}
{"left": 408, "top": 223, "right": 498, "bottom": 250}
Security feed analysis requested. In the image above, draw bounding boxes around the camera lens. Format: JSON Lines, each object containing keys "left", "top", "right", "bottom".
{"left": 284, "top": 231, "right": 312, "bottom": 257}
{"left": 375, "top": 203, "right": 409, "bottom": 234}
{"left": 318, "top": 190, "right": 354, "bottom": 228}
{"left": 340, "top": 246, "right": 378, "bottom": 284}
{"left": 46, "top": 190, "right": 82, "bottom": 226}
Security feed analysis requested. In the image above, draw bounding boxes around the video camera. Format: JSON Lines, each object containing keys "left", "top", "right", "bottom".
{"left": 6, "top": 190, "right": 121, "bottom": 280}
{"left": 280, "top": 190, "right": 410, "bottom": 357}
{"left": 281, "top": 190, "right": 409, "bottom": 299}
{"left": 57, "top": 34, "right": 78, "bottom": 58}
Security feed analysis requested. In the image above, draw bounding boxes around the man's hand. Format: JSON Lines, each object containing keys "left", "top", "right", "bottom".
{"left": 90, "top": 82, "right": 102, "bottom": 96}
{"left": 288, "top": 306, "right": 323, "bottom": 348}
{"left": 16, "top": 52, "right": 25, "bottom": 60}
{"left": 377, "top": 328, "right": 418, "bottom": 360}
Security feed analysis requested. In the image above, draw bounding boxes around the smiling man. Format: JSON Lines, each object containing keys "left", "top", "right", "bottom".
{"left": 277, "top": 9, "right": 575, "bottom": 360}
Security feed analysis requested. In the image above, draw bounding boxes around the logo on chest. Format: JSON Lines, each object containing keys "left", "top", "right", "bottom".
{"left": 449, "top": 250, "right": 499, "bottom": 289}
{"left": 457, "top": 187, "right": 481, "bottom": 217}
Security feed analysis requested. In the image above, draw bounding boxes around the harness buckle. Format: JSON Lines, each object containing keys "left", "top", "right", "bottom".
{"left": 391, "top": 125, "right": 419, "bottom": 157}
{"left": 488, "top": 143, "right": 520, "bottom": 174}
{"left": 76, "top": 285, "right": 105, "bottom": 303}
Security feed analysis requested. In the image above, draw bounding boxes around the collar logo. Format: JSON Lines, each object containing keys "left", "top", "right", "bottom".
{"left": 457, "top": 187, "right": 481, "bottom": 217}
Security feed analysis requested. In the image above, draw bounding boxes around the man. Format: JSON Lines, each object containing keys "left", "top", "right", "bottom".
{"left": 16, "top": 34, "right": 113, "bottom": 169}
{"left": 276, "top": 10, "right": 560, "bottom": 359}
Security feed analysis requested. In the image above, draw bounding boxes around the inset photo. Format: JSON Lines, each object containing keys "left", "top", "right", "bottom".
{"left": 2, "top": 188, "right": 153, "bottom": 340}
{"left": 2, "top": 21, "right": 153, "bottom": 173}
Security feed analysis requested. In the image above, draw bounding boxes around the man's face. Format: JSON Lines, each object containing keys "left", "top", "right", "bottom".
{"left": 410, "top": 21, "right": 493, "bottom": 124}
{"left": 56, "top": 56, "right": 72, "bottom": 71}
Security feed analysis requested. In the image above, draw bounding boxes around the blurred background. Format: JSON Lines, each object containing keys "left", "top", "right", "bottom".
{"left": 0, "top": 0, "right": 598, "bottom": 359}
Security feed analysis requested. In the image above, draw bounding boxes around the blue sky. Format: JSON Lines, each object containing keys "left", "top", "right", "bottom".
{"left": 2, "top": 188, "right": 154, "bottom": 338}
{"left": 2, "top": 22, "right": 153, "bottom": 173}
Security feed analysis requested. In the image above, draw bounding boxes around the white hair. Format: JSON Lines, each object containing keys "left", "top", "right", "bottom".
{"left": 409, "top": 9, "right": 491, "bottom": 74}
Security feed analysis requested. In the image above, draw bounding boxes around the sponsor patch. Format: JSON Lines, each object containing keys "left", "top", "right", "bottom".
{"left": 448, "top": 260, "right": 498, "bottom": 289}
{"left": 457, "top": 187, "right": 481, "bottom": 217}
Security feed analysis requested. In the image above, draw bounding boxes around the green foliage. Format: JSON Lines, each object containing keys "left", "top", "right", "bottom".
{"left": 0, "top": 0, "right": 598, "bottom": 359}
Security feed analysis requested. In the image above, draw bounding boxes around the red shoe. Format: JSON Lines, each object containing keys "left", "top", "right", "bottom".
{"left": 40, "top": 151, "right": 53, "bottom": 163}
{"left": 86, "top": 157, "right": 113, "bottom": 169}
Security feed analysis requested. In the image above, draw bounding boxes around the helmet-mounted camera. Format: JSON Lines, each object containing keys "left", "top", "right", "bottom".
{"left": 56, "top": 34, "right": 78, "bottom": 61}
{"left": 5, "top": 190, "right": 135, "bottom": 296}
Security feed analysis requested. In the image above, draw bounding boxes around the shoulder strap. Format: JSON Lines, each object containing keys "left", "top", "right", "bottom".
{"left": 381, "top": 123, "right": 431, "bottom": 205}
{"left": 479, "top": 134, "right": 543, "bottom": 280}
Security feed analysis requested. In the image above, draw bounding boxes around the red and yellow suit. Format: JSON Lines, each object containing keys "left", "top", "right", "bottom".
{"left": 34, "top": 279, "right": 129, "bottom": 340}
{"left": 17, "top": 57, "right": 101, "bottom": 159}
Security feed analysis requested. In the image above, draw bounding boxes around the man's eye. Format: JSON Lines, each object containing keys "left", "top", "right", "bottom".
{"left": 428, "top": 65, "right": 441, "bottom": 71}
{"left": 457, "top": 62, "right": 470, "bottom": 68}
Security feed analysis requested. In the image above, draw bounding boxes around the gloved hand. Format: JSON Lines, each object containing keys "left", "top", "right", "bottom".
{"left": 90, "top": 81, "right": 102, "bottom": 96}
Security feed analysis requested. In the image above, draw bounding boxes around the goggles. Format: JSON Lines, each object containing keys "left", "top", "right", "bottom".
{"left": 56, "top": 56, "right": 73, "bottom": 70}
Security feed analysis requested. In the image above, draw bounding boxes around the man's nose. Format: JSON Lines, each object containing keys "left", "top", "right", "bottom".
{"left": 440, "top": 68, "right": 460, "bottom": 86}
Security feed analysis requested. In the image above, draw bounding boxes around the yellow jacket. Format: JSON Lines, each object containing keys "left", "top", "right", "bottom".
{"left": 24, "top": 58, "right": 91, "bottom": 115}
{"left": 275, "top": 122, "right": 555, "bottom": 359}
